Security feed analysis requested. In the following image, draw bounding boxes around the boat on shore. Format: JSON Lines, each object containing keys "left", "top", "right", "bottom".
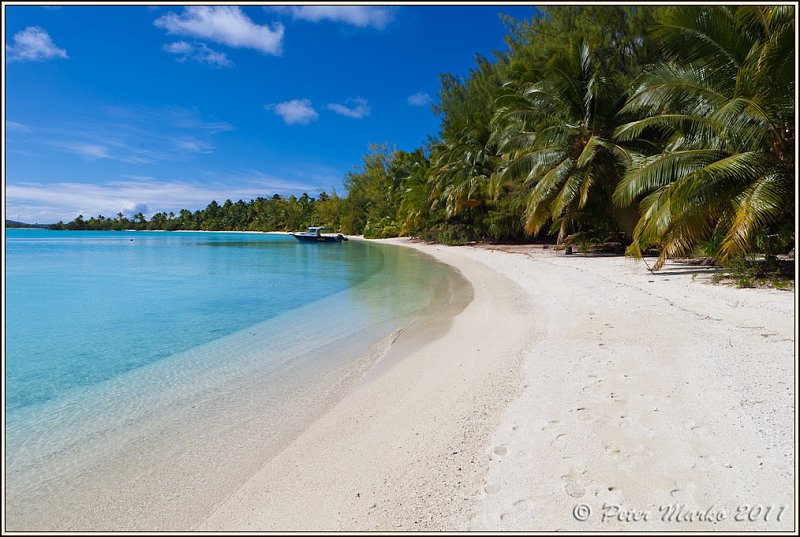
{"left": 290, "top": 226, "right": 348, "bottom": 243}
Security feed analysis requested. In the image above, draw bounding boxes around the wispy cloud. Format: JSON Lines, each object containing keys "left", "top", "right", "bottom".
{"left": 103, "top": 104, "right": 234, "bottom": 134}
{"left": 7, "top": 121, "right": 33, "bottom": 133}
{"left": 24, "top": 105, "right": 234, "bottom": 165}
{"left": 174, "top": 137, "right": 214, "bottom": 154}
{"left": 6, "top": 176, "right": 318, "bottom": 223}
{"left": 267, "top": 99, "right": 319, "bottom": 125}
{"left": 407, "top": 92, "right": 433, "bottom": 106}
{"left": 6, "top": 26, "right": 68, "bottom": 62}
{"left": 269, "top": 6, "right": 394, "bottom": 29}
{"left": 327, "top": 97, "right": 371, "bottom": 119}
{"left": 50, "top": 141, "right": 111, "bottom": 161}
{"left": 163, "top": 40, "right": 232, "bottom": 68}
{"left": 154, "top": 6, "right": 284, "bottom": 55}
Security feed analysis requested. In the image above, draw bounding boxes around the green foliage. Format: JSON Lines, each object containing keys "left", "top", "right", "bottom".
{"left": 492, "top": 37, "right": 635, "bottom": 243}
{"left": 419, "top": 223, "right": 478, "bottom": 245}
{"left": 55, "top": 6, "right": 794, "bottom": 277}
{"left": 723, "top": 256, "right": 759, "bottom": 288}
{"left": 363, "top": 217, "right": 400, "bottom": 239}
{"left": 428, "top": 57, "right": 506, "bottom": 236}
{"left": 712, "top": 253, "right": 795, "bottom": 289}
{"left": 56, "top": 193, "right": 342, "bottom": 233}
{"left": 616, "top": 5, "right": 795, "bottom": 269}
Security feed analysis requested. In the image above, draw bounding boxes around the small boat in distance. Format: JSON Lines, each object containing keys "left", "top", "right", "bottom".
{"left": 290, "top": 226, "right": 348, "bottom": 243}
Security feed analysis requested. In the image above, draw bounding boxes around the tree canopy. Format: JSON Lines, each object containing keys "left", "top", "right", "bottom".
{"left": 60, "top": 6, "right": 794, "bottom": 266}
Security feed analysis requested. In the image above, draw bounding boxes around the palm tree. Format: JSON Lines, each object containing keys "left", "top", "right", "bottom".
{"left": 614, "top": 5, "right": 794, "bottom": 269}
{"left": 428, "top": 122, "right": 497, "bottom": 219}
{"left": 428, "top": 57, "right": 506, "bottom": 226}
{"left": 492, "top": 39, "right": 634, "bottom": 244}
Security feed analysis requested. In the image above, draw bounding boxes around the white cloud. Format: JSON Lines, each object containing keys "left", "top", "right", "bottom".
{"left": 267, "top": 99, "right": 318, "bottom": 125}
{"left": 327, "top": 97, "right": 371, "bottom": 119}
{"left": 174, "top": 137, "right": 213, "bottom": 154}
{"left": 104, "top": 104, "right": 234, "bottom": 134}
{"left": 269, "top": 6, "right": 394, "bottom": 29}
{"left": 7, "top": 26, "right": 68, "bottom": 62}
{"left": 407, "top": 92, "right": 433, "bottom": 106}
{"left": 154, "top": 6, "right": 283, "bottom": 55}
{"left": 163, "top": 40, "right": 232, "bottom": 68}
{"left": 51, "top": 141, "right": 111, "bottom": 160}
{"left": 163, "top": 41, "right": 193, "bottom": 54}
{"left": 7, "top": 121, "right": 33, "bottom": 133}
{"left": 6, "top": 176, "right": 317, "bottom": 223}
{"left": 30, "top": 105, "right": 232, "bottom": 164}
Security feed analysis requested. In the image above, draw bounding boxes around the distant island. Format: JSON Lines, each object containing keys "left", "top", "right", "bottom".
{"left": 6, "top": 220, "right": 53, "bottom": 229}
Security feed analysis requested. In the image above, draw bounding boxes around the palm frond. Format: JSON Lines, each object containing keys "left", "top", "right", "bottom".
{"left": 720, "top": 173, "right": 790, "bottom": 258}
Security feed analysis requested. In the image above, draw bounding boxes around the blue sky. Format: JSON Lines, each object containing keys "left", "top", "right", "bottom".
{"left": 5, "top": 4, "right": 537, "bottom": 223}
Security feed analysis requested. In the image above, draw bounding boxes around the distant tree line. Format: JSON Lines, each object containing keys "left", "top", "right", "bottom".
{"left": 6, "top": 220, "right": 50, "bottom": 229}
{"left": 56, "top": 6, "right": 794, "bottom": 268}
{"left": 50, "top": 192, "right": 347, "bottom": 233}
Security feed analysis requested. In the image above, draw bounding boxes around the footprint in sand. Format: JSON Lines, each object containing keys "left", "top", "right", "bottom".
{"left": 550, "top": 433, "right": 568, "bottom": 448}
{"left": 484, "top": 483, "right": 501, "bottom": 494}
{"left": 565, "top": 482, "right": 585, "bottom": 498}
{"left": 500, "top": 499, "right": 534, "bottom": 522}
{"left": 574, "top": 407, "right": 594, "bottom": 421}
{"left": 561, "top": 470, "right": 588, "bottom": 498}
{"left": 669, "top": 482, "right": 697, "bottom": 503}
{"left": 493, "top": 445, "right": 508, "bottom": 457}
{"left": 541, "top": 419, "right": 560, "bottom": 431}
{"left": 683, "top": 420, "right": 715, "bottom": 441}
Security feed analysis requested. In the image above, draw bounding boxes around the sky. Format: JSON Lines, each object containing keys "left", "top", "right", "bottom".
{"left": 4, "top": 4, "right": 538, "bottom": 224}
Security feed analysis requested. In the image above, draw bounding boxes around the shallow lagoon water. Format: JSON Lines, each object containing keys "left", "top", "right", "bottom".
{"left": 5, "top": 229, "right": 467, "bottom": 530}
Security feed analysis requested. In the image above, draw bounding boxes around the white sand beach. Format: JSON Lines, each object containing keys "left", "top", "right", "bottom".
{"left": 198, "top": 239, "right": 795, "bottom": 531}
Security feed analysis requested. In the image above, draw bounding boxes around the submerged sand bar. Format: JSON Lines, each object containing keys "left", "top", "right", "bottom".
{"left": 199, "top": 239, "right": 795, "bottom": 531}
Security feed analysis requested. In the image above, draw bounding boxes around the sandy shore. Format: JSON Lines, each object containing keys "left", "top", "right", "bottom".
{"left": 197, "top": 239, "right": 795, "bottom": 531}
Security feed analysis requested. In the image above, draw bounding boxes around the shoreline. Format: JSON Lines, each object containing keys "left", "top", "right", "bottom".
{"left": 4, "top": 236, "right": 469, "bottom": 532}
{"left": 197, "top": 239, "right": 539, "bottom": 530}
{"left": 199, "top": 238, "right": 794, "bottom": 531}
{"left": 6, "top": 236, "right": 794, "bottom": 531}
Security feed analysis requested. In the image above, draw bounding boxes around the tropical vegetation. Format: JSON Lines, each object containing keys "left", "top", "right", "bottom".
{"left": 52, "top": 6, "right": 795, "bottom": 269}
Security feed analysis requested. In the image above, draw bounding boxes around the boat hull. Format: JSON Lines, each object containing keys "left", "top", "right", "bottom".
{"left": 291, "top": 234, "right": 345, "bottom": 243}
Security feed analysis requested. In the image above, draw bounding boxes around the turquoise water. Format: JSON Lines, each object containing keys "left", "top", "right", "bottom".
{"left": 5, "top": 229, "right": 466, "bottom": 529}
{"left": 5, "top": 230, "right": 427, "bottom": 412}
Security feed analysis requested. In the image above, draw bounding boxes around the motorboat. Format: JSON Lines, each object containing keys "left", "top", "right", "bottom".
{"left": 290, "top": 226, "right": 348, "bottom": 243}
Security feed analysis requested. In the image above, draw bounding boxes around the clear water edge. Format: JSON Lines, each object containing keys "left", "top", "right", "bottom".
{"left": 4, "top": 229, "right": 470, "bottom": 530}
